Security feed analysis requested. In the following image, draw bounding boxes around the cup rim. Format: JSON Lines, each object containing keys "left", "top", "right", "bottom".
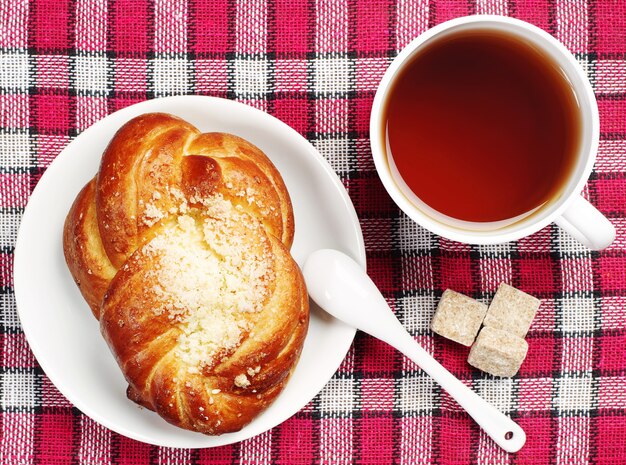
{"left": 369, "top": 14, "right": 600, "bottom": 245}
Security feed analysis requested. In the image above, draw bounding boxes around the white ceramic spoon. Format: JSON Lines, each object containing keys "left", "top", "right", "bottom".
{"left": 303, "top": 249, "right": 526, "bottom": 453}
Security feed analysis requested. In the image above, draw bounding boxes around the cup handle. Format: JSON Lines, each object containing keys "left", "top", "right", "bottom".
{"left": 553, "top": 195, "right": 615, "bottom": 250}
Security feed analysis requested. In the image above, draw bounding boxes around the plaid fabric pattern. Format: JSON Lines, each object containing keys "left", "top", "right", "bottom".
{"left": 1, "top": 0, "right": 626, "bottom": 463}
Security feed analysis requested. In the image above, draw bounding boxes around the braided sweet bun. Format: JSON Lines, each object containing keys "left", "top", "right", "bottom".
{"left": 63, "top": 113, "right": 309, "bottom": 434}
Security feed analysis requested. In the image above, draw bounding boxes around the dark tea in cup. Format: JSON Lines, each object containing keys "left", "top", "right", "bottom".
{"left": 383, "top": 29, "right": 581, "bottom": 224}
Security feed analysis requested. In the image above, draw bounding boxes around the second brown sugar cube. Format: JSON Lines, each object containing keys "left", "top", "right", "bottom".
{"left": 483, "top": 283, "right": 540, "bottom": 338}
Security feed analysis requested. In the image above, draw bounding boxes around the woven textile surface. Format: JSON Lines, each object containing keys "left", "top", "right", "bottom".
{"left": 1, "top": 0, "right": 626, "bottom": 463}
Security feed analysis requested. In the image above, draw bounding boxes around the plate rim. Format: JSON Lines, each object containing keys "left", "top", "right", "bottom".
{"left": 13, "top": 95, "right": 366, "bottom": 448}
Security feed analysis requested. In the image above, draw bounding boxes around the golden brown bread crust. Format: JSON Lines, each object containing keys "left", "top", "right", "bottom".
{"left": 63, "top": 113, "right": 308, "bottom": 434}
{"left": 63, "top": 179, "right": 116, "bottom": 318}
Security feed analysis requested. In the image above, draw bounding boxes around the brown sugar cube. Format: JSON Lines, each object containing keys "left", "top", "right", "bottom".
{"left": 468, "top": 327, "right": 528, "bottom": 377}
{"left": 483, "top": 283, "right": 540, "bottom": 338}
{"left": 431, "top": 289, "right": 488, "bottom": 346}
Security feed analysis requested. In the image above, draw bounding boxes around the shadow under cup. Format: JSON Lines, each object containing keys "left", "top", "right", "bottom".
{"left": 377, "top": 19, "right": 597, "bottom": 237}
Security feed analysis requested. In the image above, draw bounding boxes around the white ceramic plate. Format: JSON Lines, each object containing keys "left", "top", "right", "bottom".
{"left": 14, "top": 96, "right": 366, "bottom": 448}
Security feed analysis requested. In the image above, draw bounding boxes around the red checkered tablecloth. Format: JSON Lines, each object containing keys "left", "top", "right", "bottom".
{"left": 2, "top": 0, "right": 626, "bottom": 464}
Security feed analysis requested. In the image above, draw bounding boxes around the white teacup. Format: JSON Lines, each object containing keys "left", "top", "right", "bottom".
{"left": 370, "top": 15, "right": 615, "bottom": 250}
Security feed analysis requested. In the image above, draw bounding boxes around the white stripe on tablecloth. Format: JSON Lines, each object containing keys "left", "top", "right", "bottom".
{"left": 557, "top": 214, "right": 593, "bottom": 465}
{"left": 595, "top": 61, "right": 626, "bottom": 94}
{"left": 153, "top": 0, "right": 190, "bottom": 96}
{"left": 157, "top": 446, "right": 192, "bottom": 465}
{"left": 476, "top": 0, "right": 508, "bottom": 15}
{"left": 557, "top": 416, "right": 592, "bottom": 464}
{"left": 78, "top": 416, "right": 111, "bottom": 465}
{"left": 400, "top": 416, "right": 432, "bottom": 465}
{"left": 0, "top": 0, "right": 28, "bottom": 49}
{"left": 239, "top": 429, "right": 272, "bottom": 465}
{"left": 0, "top": 1, "right": 33, "bottom": 461}
{"left": 234, "top": 0, "right": 267, "bottom": 109}
{"left": 556, "top": 375, "right": 593, "bottom": 464}
{"left": 155, "top": 0, "right": 188, "bottom": 53}
{"left": 75, "top": 0, "right": 108, "bottom": 129}
{"left": 0, "top": 413, "right": 35, "bottom": 464}
{"left": 315, "top": 0, "right": 348, "bottom": 53}
{"left": 396, "top": 0, "right": 429, "bottom": 49}
{"left": 236, "top": 0, "right": 267, "bottom": 55}
{"left": 320, "top": 418, "right": 353, "bottom": 465}
{"left": 476, "top": 379, "right": 513, "bottom": 465}
{"left": 75, "top": 0, "right": 106, "bottom": 51}
{"left": 478, "top": 243, "right": 514, "bottom": 295}
{"left": 556, "top": 0, "right": 589, "bottom": 54}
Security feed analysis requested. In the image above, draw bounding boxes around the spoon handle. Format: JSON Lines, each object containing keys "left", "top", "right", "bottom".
{"left": 303, "top": 249, "right": 526, "bottom": 453}
{"left": 392, "top": 329, "right": 526, "bottom": 453}
{"left": 350, "top": 314, "right": 525, "bottom": 453}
